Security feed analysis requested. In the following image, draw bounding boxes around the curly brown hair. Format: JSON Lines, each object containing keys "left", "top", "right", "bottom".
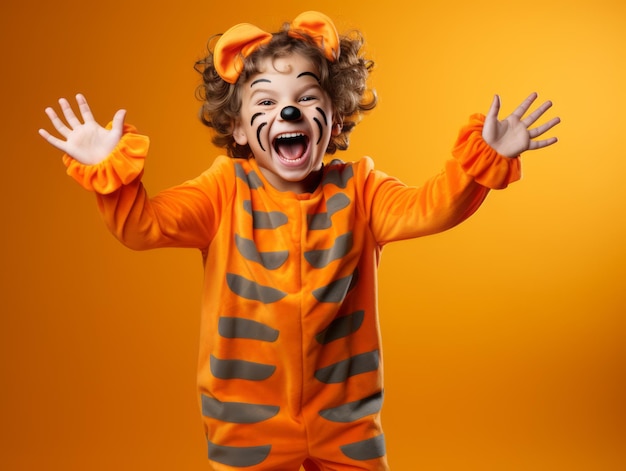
{"left": 194, "top": 22, "right": 377, "bottom": 159}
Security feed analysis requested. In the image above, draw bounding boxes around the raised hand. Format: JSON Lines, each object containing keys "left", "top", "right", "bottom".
{"left": 482, "top": 92, "right": 560, "bottom": 158}
{"left": 39, "top": 94, "right": 126, "bottom": 165}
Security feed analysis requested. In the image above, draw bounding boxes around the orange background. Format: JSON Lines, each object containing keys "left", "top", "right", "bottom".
{"left": 1, "top": 0, "right": 624, "bottom": 469}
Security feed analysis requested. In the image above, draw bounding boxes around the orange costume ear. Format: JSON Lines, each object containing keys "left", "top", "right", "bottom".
{"left": 213, "top": 24, "right": 272, "bottom": 84}
{"left": 288, "top": 11, "right": 340, "bottom": 62}
{"left": 214, "top": 11, "right": 340, "bottom": 84}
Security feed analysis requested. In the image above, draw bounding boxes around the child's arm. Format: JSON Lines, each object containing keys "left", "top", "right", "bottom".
{"left": 38, "top": 94, "right": 126, "bottom": 165}
{"left": 364, "top": 93, "right": 559, "bottom": 244}
{"left": 39, "top": 94, "right": 217, "bottom": 251}
{"left": 482, "top": 92, "right": 560, "bottom": 157}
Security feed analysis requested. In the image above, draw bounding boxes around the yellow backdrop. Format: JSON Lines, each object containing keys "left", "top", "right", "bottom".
{"left": 1, "top": 0, "right": 624, "bottom": 469}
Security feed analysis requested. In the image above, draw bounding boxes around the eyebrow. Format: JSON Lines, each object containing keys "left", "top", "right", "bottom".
{"left": 250, "top": 71, "right": 321, "bottom": 88}
{"left": 250, "top": 78, "right": 271, "bottom": 88}
{"left": 297, "top": 71, "right": 321, "bottom": 82}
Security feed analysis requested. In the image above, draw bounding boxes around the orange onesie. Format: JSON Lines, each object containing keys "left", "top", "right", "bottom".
{"left": 63, "top": 114, "right": 520, "bottom": 470}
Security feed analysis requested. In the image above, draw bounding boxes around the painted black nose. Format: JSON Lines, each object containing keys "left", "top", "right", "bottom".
{"left": 280, "top": 106, "right": 302, "bottom": 121}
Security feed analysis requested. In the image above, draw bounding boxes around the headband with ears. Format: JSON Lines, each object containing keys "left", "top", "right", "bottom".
{"left": 213, "top": 11, "right": 340, "bottom": 84}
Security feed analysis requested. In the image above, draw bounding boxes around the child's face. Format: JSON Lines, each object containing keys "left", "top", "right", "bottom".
{"left": 233, "top": 53, "right": 340, "bottom": 193}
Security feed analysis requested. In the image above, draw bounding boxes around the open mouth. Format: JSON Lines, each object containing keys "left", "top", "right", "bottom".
{"left": 273, "top": 132, "right": 310, "bottom": 163}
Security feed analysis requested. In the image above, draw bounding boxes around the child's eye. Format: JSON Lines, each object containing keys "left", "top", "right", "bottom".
{"left": 258, "top": 100, "right": 274, "bottom": 106}
{"left": 299, "top": 96, "right": 316, "bottom": 103}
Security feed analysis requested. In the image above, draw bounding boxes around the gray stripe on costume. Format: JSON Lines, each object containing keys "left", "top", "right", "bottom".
{"left": 201, "top": 394, "right": 279, "bottom": 423}
{"left": 304, "top": 232, "right": 353, "bottom": 268}
{"left": 243, "top": 200, "right": 289, "bottom": 229}
{"left": 319, "top": 390, "right": 383, "bottom": 423}
{"left": 226, "top": 273, "right": 287, "bottom": 303}
{"left": 235, "top": 234, "right": 288, "bottom": 270}
{"left": 210, "top": 355, "right": 276, "bottom": 381}
{"left": 208, "top": 441, "right": 271, "bottom": 467}
{"left": 218, "top": 317, "right": 279, "bottom": 342}
{"left": 307, "top": 193, "right": 351, "bottom": 230}
{"left": 235, "top": 163, "right": 264, "bottom": 189}
{"left": 312, "top": 270, "right": 358, "bottom": 303}
{"left": 315, "top": 310, "right": 364, "bottom": 344}
{"left": 340, "top": 434, "right": 386, "bottom": 461}
{"left": 322, "top": 163, "right": 354, "bottom": 189}
{"left": 314, "top": 350, "right": 380, "bottom": 384}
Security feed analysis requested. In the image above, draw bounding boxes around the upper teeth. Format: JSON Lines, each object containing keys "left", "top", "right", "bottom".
{"left": 277, "top": 132, "right": 304, "bottom": 140}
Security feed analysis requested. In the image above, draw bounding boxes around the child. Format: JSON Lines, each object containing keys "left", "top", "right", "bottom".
{"left": 38, "top": 11, "right": 559, "bottom": 471}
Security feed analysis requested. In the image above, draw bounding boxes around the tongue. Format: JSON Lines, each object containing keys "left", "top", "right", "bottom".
{"left": 277, "top": 140, "right": 306, "bottom": 161}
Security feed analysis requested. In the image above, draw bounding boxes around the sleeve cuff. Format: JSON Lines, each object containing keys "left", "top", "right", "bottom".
{"left": 452, "top": 113, "right": 522, "bottom": 189}
{"left": 62, "top": 123, "right": 149, "bottom": 194}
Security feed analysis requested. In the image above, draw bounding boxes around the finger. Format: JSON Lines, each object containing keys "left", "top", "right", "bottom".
{"left": 522, "top": 100, "right": 554, "bottom": 128}
{"left": 529, "top": 136, "right": 558, "bottom": 151}
{"left": 38, "top": 128, "right": 69, "bottom": 152}
{"left": 510, "top": 92, "right": 538, "bottom": 120}
{"left": 529, "top": 116, "right": 561, "bottom": 139}
{"left": 44, "top": 106, "right": 71, "bottom": 137}
{"left": 38, "top": 128, "right": 52, "bottom": 140}
{"left": 75, "top": 93, "right": 95, "bottom": 123}
{"left": 58, "top": 97, "right": 82, "bottom": 128}
{"left": 110, "top": 109, "right": 127, "bottom": 133}
{"left": 486, "top": 94, "right": 501, "bottom": 122}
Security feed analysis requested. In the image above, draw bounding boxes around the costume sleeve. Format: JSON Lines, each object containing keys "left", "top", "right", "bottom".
{"left": 362, "top": 114, "right": 521, "bottom": 245}
{"left": 63, "top": 124, "right": 225, "bottom": 250}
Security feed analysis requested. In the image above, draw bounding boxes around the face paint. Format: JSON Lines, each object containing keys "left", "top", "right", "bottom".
{"left": 316, "top": 108, "right": 327, "bottom": 125}
{"left": 251, "top": 113, "right": 265, "bottom": 126}
{"left": 313, "top": 107, "right": 329, "bottom": 145}
{"left": 251, "top": 112, "right": 267, "bottom": 151}
{"left": 297, "top": 71, "right": 321, "bottom": 83}
{"left": 233, "top": 53, "right": 337, "bottom": 193}
{"left": 256, "top": 122, "right": 267, "bottom": 151}
{"left": 280, "top": 106, "right": 302, "bottom": 121}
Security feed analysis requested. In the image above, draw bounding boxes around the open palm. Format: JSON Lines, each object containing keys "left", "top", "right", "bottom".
{"left": 39, "top": 94, "right": 126, "bottom": 165}
{"left": 482, "top": 92, "right": 560, "bottom": 158}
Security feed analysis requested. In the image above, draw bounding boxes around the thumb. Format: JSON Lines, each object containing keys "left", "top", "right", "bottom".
{"left": 486, "top": 94, "right": 501, "bottom": 123}
{"left": 111, "top": 109, "right": 127, "bottom": 133}
{"left": 482, "top": 94, "right": 501, "bottom": 144}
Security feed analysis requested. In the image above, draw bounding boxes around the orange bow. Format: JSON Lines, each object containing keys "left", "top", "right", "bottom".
{"left": 214, "top": 11, "right": 340, "bottom": 84}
